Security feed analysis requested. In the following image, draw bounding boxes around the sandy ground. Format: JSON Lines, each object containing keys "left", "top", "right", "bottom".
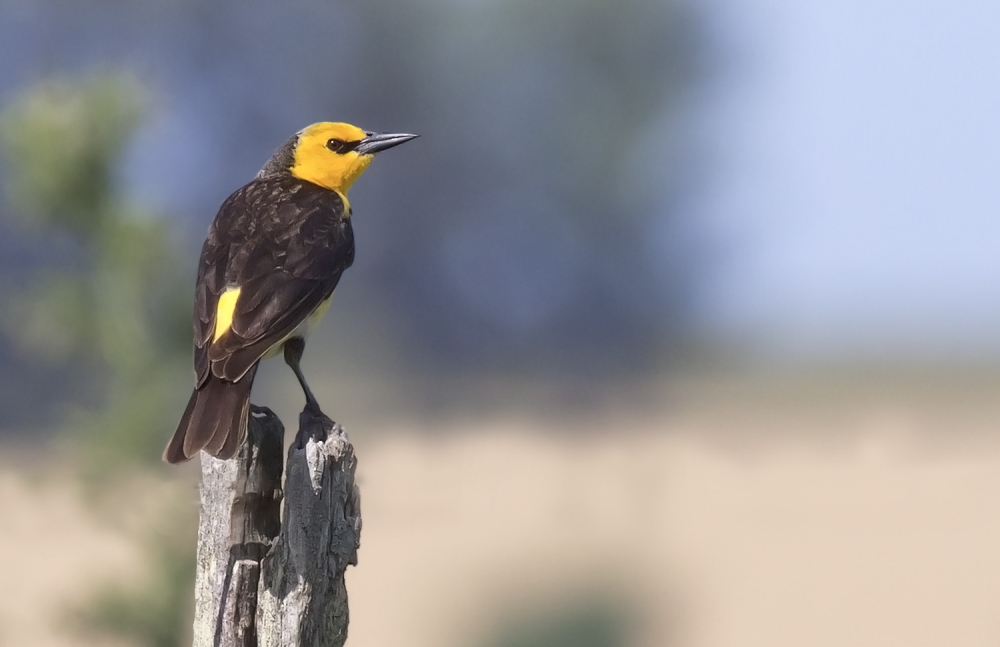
{"left": 3, "top": 373, "right": 1000, "bottom": 646}
{"left": 0, "top": 469, "right": 138, "bottom": 647}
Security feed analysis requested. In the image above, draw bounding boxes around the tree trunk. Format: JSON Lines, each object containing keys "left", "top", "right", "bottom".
{"left": 192, "top": 406, "right": 361, "bottom": 647}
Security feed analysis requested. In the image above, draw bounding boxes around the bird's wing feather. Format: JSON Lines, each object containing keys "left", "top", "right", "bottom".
{"left": 208, "top": 275, "right": 333, "bottom": 381}
{"left": 192, "top": 179, "right": 353, "bottom": 386}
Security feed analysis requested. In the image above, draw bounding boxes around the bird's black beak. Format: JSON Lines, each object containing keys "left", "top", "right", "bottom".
{"left": 355, "top": 132, "right": 419, "bottom": 155}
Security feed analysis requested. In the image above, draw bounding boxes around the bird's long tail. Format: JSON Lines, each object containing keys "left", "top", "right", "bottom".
{"left": 163, "top": 364, "right": 258, "bottom": 464}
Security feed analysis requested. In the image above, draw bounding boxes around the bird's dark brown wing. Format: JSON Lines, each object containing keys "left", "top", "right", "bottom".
{"left": 192, "top": 178, "right": 354, "bottom": 385}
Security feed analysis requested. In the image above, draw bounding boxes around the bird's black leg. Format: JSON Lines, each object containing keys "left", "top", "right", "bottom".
{"left": 283, "top": 337, "right": 322, "bottom": 415}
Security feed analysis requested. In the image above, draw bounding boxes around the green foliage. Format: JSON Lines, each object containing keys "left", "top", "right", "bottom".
{"left": 1, "top": 72, "right": 199, "bottom": 647}
{"left": 485, "top": 597, "right": 634, "bottom": 647}
{"left": 0, "top": 74, "right": 144, "bottom": 234}
{"left": 0, "top": 72, "right": 190, "bottom": 468}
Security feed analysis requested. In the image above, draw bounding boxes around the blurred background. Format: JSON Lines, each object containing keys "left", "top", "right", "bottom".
{"left": 0, "top": 0, "right": 999, "bottom": 646}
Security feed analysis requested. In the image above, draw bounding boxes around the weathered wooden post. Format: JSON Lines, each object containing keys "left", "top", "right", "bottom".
{"left": 192, "top": 405, "right": 362, "bottom": 647}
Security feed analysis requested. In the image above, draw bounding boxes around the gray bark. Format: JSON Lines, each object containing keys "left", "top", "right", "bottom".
{"left": 193, "top": 406, "right": 361, "bottom": 647}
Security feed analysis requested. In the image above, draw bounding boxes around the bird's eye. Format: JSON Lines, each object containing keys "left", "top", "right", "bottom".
{"left": 326, "top": 138, "right": 348, "bottom": 153}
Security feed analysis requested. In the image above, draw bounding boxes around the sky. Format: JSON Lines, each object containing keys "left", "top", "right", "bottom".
{"left": 686, "top": 0, "right": 1000, "bottom": 362}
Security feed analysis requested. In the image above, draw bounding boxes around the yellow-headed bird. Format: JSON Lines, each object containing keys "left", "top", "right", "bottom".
{"left": 164, "top": 123, "right": 417, "bottom": 464}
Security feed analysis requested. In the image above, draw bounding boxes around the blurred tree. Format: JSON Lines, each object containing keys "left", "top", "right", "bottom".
{"left": 340, "top": 0, "right": 703, "bottom": 375}
{"left": 0, "top": 0, "right": 703, "bottom": 387}
{"left": 0, "top": 72, "right": 190, "bottom": 468}
{"left": 0, "top": 72, "right": 198, "bottom": 647}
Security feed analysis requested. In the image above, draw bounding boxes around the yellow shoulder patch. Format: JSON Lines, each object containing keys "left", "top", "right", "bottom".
{"left": 214, "top": 287, "right": 241, "bottom": 341}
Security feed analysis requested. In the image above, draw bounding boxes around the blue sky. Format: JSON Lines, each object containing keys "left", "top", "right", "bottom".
{"left": 685, "top": 0, "right": 1000, "bottom": 361}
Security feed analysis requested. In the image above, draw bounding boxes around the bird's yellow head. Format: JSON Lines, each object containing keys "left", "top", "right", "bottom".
{"left": 288, "top": 122, "right": 418, "bottom": 195}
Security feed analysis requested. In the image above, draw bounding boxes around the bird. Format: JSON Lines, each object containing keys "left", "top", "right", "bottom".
{"left": 163, "top": 122, "right": 418, "bottom": 464}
